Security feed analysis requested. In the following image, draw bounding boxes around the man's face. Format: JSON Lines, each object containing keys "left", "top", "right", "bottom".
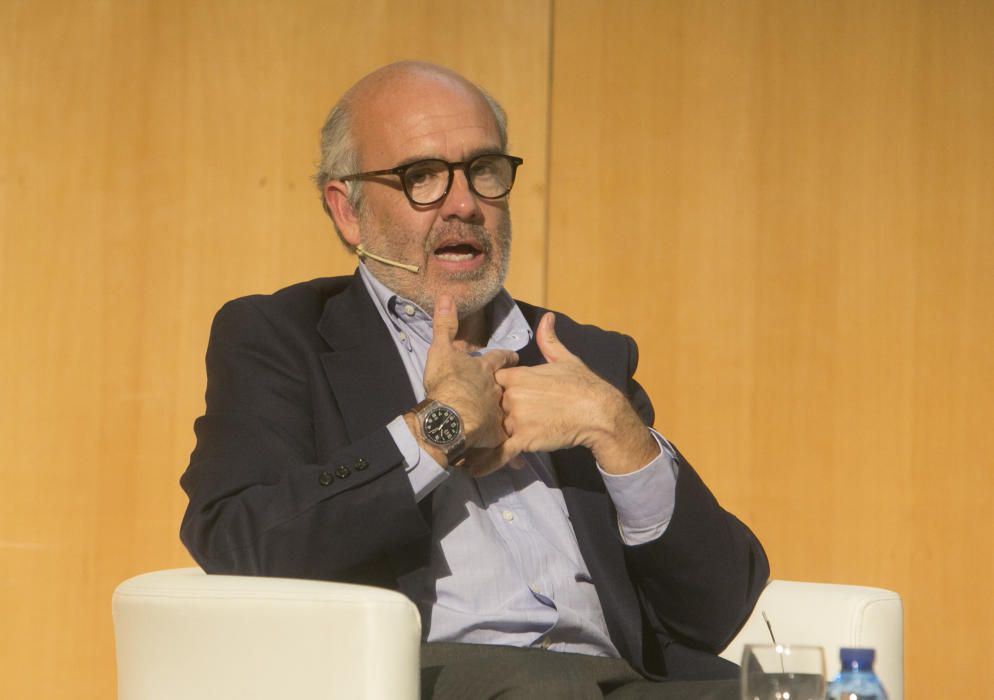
{"left": 350, "top": 76, "right": 512, "bottom": 318}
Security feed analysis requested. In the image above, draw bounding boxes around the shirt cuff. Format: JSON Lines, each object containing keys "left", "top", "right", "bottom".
{"left": 598, "top": 429, "right": 680, "bottom": 546}
{"left": 386, "top": 414, "right": 449, "bottom": 501}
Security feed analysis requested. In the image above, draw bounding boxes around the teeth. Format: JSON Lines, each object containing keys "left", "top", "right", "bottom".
{"left": 435, "top": 252, "right": 476, "bottom": 261}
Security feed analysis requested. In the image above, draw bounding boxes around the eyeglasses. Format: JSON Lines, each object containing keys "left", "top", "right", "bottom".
{"left": 340, "top": 153, "right": 523, "bottom": 206}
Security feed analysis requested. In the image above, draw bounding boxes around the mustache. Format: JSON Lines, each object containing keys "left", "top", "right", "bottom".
{"left": 423, "top": 223, "right": 493, "bottom": 256}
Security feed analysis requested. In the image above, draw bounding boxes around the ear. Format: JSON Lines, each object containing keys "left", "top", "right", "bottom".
{"left": 325, "top": 180, "right": 361, "bottom": 248}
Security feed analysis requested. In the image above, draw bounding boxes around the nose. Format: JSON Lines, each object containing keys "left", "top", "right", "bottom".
{"left": 438, "top": 167, "right": 484, "bottom": 224}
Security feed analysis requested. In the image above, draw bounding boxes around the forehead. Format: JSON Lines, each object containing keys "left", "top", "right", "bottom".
{"left": 352, "top": 74, "right": 501, "bottom": 168}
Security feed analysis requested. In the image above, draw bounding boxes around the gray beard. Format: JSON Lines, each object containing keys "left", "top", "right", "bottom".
{"left": 359, "top": 217, "right": 511, "bottom": 319}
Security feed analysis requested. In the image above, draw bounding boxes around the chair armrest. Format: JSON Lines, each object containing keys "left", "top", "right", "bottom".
{"left": 112, "top": 567, "right": 421, "bottom": 700}
{"left": 719, "top": 579, "right": 903, "bottom": 699}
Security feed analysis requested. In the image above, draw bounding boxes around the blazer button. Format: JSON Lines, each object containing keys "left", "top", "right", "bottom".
{"left": 334, "top": 464, "right": 351, "bottom": 479}
{"left": 354, "top": 458, "right": 369, "bottom": 471}
{"left": 318, "top": 471, "right": 334, "bottom": 486}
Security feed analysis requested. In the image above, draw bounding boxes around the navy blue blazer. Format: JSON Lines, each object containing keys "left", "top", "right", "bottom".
{"left": 180, "top": 271, "right": 769, "bottom": 680}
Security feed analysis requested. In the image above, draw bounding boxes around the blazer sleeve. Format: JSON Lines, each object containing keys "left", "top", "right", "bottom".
{"left": 179, "top": 296, "right": 429, "bottom": 582}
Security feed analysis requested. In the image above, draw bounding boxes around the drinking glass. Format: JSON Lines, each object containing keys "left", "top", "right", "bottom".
{"left": 741, "top": 644, "right": 826, "bottom": 700}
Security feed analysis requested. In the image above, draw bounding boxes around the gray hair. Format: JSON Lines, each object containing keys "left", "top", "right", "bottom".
{"left": 313, "top": 80, "right": 509, "bottom": 248}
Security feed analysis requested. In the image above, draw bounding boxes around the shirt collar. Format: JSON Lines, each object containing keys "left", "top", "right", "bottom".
{"left": 357, "top": 262, "right": 532, "bottom": 352}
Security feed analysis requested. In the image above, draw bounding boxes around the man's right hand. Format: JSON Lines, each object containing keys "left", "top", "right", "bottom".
{"left": 409, "top": 294, "right": 518, "bottom": 462}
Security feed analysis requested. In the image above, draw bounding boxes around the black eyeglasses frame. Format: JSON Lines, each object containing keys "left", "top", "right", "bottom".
{"left": 339, "top": 153, "right": 524, "bottom": 206}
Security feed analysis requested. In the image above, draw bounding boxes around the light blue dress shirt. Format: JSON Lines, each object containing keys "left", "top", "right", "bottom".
{"left": 357, "top": 264, "right": 679, "bottom": 656}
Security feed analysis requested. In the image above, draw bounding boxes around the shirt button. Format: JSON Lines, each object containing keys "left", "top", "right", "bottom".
{"left": 403, "top": 303, "right": 416, "bottom": 316}
{"left": 334, "top": 465, "right": 351, "bottom": 479}
{"left": 501, "top": 510, "right": 515, "bottom": 522}
{"left": 398, "top": 331, "right": 407, "bottom": 342}
{"left": 541, "top": 638, "right": 552, "bottom": 649}
{"left": 318, "top": 471, "right": 333, "bottom": 486}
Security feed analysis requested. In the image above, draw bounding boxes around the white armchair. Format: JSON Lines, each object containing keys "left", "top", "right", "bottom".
{"left": 719, "top": 579, "right": 903, "bottom": 698}
{"left": 112, "top": 568, "right": 421, "bottom": 700}
{"left": 113, "top": 568, "right": 902, "bottom": 699}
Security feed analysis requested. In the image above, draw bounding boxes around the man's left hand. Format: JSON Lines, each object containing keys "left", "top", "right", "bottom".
{"left": 474, "top": 313, "right": 658, "bottom": 477}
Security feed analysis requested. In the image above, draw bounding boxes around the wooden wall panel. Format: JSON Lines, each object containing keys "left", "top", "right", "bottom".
{"left": 549, "top": 1, "right": 993, "bottom": 697}
{"left": 5, "top": 0, "right": 992, "bottom": 697}
{"left": 0, "top": 1, "right": 550, "bottom": 697}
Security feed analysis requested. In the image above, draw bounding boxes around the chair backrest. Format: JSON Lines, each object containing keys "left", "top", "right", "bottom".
{"left": 112, "top": 567, "right": 422, "bottom": 700}
{"left": 720, "top": 579, "right": 904, "bottom": 699}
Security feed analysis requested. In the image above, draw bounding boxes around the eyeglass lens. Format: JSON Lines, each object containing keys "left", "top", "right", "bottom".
{"left": 404, "top": 155, "right": 516, "bottom": 204}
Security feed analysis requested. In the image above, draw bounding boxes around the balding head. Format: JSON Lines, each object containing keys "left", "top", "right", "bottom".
{"left": 346, "top": 61, "right": 499, "bottom": 126}
{"left": 314, "top": 61, "right": 508, "bottom": 245}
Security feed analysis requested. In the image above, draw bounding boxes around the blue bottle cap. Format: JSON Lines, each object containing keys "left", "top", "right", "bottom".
{"left": 840, "top": 647, "right": 875, "bottom": 670}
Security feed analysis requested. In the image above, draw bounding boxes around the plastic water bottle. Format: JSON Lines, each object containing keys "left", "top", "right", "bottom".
{"left": 826, "top": 647, "right": 888, "bottom": 700}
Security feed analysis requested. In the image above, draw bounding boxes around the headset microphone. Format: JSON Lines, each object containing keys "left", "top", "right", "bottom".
{"left": 355, "top": 244, "right": 421, "bottom": 273}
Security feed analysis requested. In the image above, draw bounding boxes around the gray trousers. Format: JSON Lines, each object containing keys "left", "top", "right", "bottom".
{"left": 421, "top": 643, "right": 740, "bottom": 700}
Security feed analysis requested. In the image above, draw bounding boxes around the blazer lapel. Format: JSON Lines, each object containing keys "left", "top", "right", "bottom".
{"left": 555, "top": 449, "right": 646, "bottom": 671}
{"left": 316, "top": 272, "right": 417, "bottom": 441}
{"left": 516, "top": 304, "right": 647, "bottom": 671}
{"left": 316, "top": 272, "right": 433, "bottom": 582}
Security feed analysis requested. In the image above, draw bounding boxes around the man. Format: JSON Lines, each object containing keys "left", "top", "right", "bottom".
{"left": 180, "top": 61, "right": 768, "bottom": 699}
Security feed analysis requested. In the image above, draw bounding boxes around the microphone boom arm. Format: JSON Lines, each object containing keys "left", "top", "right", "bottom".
{"left": 355, "top": 243, "right": 421, "bottom": 273}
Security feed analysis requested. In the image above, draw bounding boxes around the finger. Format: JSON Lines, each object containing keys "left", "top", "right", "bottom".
{"left": 461, "top": 447, "right": 503, "bottom": 478}
{"left": 494, "top": 367, "right": 514, "bottom": 388}
{"left": 536, "top": 312, "right": 575, "bottom": 363}
{"left": 502, "top": 414, "right": 516, "bottom": 443}
{"left": 466, "top": 455, "right": 503, "bottom": 479}
{"left": 430, "top": 294, "right": 458, "bottom": 349}
{"left": 479, "top": 349, "right": 519, "bottom": 373}
{"left": 493, "top": 403, "right": 511, "bottom": 444}
{"left": 466, "top": 442, "right": 519, "bottom": 478}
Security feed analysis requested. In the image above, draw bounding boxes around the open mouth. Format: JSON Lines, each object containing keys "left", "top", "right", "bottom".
{"left": 433, "top": 240, "right": 484, "bottom": 262}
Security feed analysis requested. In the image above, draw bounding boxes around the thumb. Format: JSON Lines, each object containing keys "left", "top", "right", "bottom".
{"left": 431, "top": 294, "right": 459, "bottom": 348}
{"left": 536, "top": 312, "right": 573, "bottom": 363}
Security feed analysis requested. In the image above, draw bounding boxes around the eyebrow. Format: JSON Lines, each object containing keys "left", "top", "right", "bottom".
{"left": 394, "top": 147, "right": 506, "bottom": 168}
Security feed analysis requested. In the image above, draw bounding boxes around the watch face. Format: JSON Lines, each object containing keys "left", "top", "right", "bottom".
{"left": 424, "top": 406, "right": 461, "bottom": 446}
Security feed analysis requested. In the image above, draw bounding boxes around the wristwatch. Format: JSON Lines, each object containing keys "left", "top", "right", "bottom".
{"left": 413, "top": 399, "right": 467, "bottom": 466}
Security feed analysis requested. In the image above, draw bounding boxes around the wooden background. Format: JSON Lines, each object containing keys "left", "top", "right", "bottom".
{"left": 1, "top": 1, "right": 991, "bottom": 697}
